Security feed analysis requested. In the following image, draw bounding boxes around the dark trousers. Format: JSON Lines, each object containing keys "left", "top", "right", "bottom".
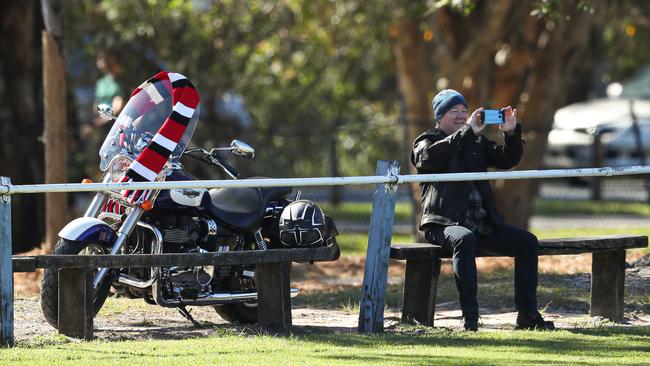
{"left": 426, "top": 223, "right": 539, "bottom": 316}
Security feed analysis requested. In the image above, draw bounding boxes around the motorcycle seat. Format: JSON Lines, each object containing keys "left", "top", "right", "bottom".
{"left": 207, "top": 186, "right": 292, "bottom": 232}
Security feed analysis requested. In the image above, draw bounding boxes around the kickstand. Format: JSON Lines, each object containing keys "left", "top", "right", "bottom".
{"left": 177, "top": 305, "right": 202, "bottom": 328}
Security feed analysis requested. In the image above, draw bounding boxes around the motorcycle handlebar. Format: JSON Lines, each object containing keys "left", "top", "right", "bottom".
{"left": 211, "top": 153, "right": 239, "bottom": 179}
{"left": 182, "top": 147, "right": 240, "bottom": 179}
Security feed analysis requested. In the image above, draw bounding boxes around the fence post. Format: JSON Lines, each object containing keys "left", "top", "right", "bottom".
{"left": 0, "top": 177, "right": 13, "bottom": 347}
{"left": 358, "top": 160, "right": 400, "bottom": 333}
{"left": 591, "top": 132, "right": 603, "bottom": 201}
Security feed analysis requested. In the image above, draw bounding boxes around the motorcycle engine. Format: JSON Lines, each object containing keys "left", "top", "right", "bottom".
{"left": 154, "top": 214, "right": 240, "bottom": 299}
{"left": 158, "top": 214, "right": 237, "bottom": 252}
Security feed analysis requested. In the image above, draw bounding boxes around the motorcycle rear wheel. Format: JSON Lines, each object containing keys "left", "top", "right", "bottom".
{"left": 40, "top": 238, "right": 113, "bottom": 328}
{"left": 213, "top": 302, "right": 258, "bottom": 323}
{"left": 213, "top": 266, "right": 258, "bottom": 323}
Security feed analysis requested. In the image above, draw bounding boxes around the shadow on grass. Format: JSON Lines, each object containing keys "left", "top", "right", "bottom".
{"left": 566, "top": 325, "right": 650, "bottom": 338}
{"left": 292, "top": 284, "right": 404, "bottom": 310}
{"left": 294, "top": 270, "right": 608, "bottom": 315}
{"left": 314, "top": 327, "right": 650, "bottom": 352}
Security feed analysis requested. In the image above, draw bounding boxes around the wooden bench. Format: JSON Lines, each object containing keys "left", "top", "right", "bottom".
{"left": 390, "top": 235, "right": 647, "bottom": 325}
{"left": 12, "top": 245, "right": 340, "bottom": 339}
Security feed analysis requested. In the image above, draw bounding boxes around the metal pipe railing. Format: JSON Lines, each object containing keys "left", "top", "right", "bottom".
{"left": 2, "top": 165, "right": 650, "bottom": 195}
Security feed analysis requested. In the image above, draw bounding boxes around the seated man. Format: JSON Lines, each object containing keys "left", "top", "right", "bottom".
{"left": 410, "top": 89, "right": 555, "bottom": 331}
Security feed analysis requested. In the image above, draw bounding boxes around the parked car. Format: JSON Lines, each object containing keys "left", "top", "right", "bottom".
{"left": 544, "top": 98, "right": 650, "bottom": 169}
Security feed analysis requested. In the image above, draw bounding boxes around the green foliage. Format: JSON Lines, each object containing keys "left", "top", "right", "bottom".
{"left": 600, "top": 1, "right": 650, "bottom": 81}
{"left": 63, "top": 0, "right": 401, "bottom": 179}
{"left": 535, "top": 199, "right": 650, "bottom": 217}
{"left": 337, "top": 233, "right": 414, "bottom": 254}
{"left": 60, "top": 0, "right": 650, "bottom": 180}
{"left": 319, "top": 202, "right": 413, "bottom": 222}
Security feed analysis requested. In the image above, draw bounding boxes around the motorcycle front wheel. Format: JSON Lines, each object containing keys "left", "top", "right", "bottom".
{"left": 40, "top": 238, "right": 113, "bottom": 328}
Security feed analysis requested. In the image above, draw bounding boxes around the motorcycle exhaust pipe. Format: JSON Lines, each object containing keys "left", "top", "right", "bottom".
{"left": 153, "top": 288, "right": 299, "bottom": 307}
{"left": 118, "top": 273, "right": 156, "bottom": 289}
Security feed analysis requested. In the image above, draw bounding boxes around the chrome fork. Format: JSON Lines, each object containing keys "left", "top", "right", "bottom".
{"left": 92, "top": 206, "right": 144, "bottom": 289}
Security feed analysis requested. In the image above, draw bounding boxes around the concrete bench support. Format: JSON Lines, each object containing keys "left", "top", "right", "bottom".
{"left": 58, "top": 268, "right": 93, "bottom": 340}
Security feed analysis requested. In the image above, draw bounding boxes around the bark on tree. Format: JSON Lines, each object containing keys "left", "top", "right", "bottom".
{"left": 0, "top": 1, "right": 45, "bottom": 252}
{"left": 391, "top": 16, "right": 432, "bottom": 239}
{"left": 41, "top": 0, "right": 67, "bottom": 253}
{"left": 489, "top": 4, "right": 599, "bottom": 227}
{"left": 42, "top": 30, "right": 67, "bottom": 253}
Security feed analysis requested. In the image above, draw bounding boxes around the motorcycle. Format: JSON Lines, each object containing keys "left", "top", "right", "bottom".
{"left": 40, "top": 72, "right": 338, "bottom": 327}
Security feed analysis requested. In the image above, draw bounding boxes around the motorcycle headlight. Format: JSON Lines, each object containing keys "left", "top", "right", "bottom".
{"left": 106, "top": 155, "right": 134, "bottom": 182}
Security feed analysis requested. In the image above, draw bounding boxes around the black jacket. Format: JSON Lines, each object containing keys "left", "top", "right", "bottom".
{"left": 411, "top": 124, "right": 524, "bottom": 230}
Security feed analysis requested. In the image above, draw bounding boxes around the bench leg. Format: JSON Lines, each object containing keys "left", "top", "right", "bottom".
{"left": 401, "top": 258, "right": 441, "bottom": 326}
{"left": 58, "top": 268, "right": 93, "bottom": 340}
{"left": 590, "top": 249, "right": 625, "bottom": 321}
{"left": 256, "top": 262, "right": 292, "bottom": 332}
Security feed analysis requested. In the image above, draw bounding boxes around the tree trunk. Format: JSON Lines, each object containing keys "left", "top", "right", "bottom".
{"left": 0, "top": 1, "right": 44, "bottom": 252}
{"left": 42, "top": 30, "right": 68, "bottom": 253}
{"left": 391, "top": 16, "right": 432, "bottom": 239}
{"left": 491, "top": 3, "right": 599, "bottom": 227}
{"left": 41, "top": 0, "right": 67, "bottom": 253}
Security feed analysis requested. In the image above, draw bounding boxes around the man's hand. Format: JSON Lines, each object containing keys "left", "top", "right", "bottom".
{"left": 501, "top": 106, "right": 517, "bottom": 133}
{"left": 467, "top": 108, "right": 485, "bottom": 134}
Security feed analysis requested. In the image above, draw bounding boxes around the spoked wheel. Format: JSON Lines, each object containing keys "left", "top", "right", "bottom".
{"left": 40, "top": 238, "right": 113, "bottom": 328}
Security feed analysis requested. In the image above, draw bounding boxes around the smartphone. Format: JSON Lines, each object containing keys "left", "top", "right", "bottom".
{"left": 480, "top": 109, "right": 505, "bottom": 125}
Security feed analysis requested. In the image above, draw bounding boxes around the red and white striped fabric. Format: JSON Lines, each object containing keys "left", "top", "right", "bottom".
{"left": 119, "top": 71, "right": 200, "bottom": 205}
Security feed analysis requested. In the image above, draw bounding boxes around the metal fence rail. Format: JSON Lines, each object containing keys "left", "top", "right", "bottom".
{"left": 3, "top": 165, "right": 650, "bottom": 195}
{"left": 3, "top": 161, "right": 650, "bottom": 345}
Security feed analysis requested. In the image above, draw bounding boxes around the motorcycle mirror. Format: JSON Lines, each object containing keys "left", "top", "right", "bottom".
{"left": 97, "top": 104, "right": 115, "bottom": 120}
{"left": 230, "top": 140, "right": 255, "bottom": 159}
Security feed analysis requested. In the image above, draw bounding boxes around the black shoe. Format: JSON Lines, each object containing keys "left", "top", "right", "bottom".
{"left": 515, "top": 311, "right": 555, "bottom": 330}
{"left": 462, "top": 314, "right": 479, "bottom": 332}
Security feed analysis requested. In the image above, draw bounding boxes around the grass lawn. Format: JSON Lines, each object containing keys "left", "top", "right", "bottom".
{"left": 320, "top": 199, "right": 650, "bottom": 224}
{"left": 2, "top": 326, "right": 649, "bottom": 365}
{"left": 320, "top": 202, "right": 414, "bottom": 222}
{"left": 535, "top": 199, "right": 650, "bottom": 217}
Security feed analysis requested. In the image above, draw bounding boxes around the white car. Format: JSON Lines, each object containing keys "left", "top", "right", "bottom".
{"left": 544, "top": 98, "right": 650, "bottom": 169}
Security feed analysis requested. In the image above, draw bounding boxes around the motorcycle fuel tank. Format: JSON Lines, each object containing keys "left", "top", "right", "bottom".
{"left": 169, "top": 188, "right": 207, "bottom": 207}
{"left": 156, "top": 169, "right": 207, "bottom": 209}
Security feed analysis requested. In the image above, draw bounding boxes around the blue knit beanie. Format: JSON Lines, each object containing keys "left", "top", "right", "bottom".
{"left": 432, "top": 89, "right": 467, "bottom": 121}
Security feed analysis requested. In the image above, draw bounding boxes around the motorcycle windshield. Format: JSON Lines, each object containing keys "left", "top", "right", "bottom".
{"left": 98, "top": 77, "right": 200, "bottom": 171}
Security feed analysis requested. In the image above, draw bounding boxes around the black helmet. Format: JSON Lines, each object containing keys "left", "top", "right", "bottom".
{"left": 278, "top": 200, "right": 327, "bottom": 247}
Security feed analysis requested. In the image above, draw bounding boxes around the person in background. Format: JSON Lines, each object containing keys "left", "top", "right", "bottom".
{"left": 78, "top": 49, "right": 126, "bottom": 179}
{"left": 94, "top": 48, "right": 124, "bottom": 126}
{"left": 411, "top": 89, "right": 555, "bottom": 331}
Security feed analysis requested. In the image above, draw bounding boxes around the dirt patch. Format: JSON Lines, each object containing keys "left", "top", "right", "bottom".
{"left": 13, "top": 296, "right": 649, "bottom": 343}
